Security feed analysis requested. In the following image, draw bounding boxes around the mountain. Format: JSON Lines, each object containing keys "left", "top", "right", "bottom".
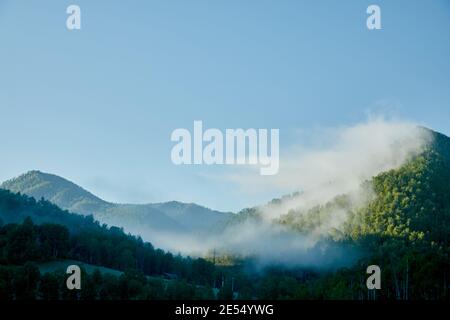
{"left": 1, "top": 170, "right": 109, "bottom": 215}
{"left": 151, "top": 201, "right": 233, "bottom": 230}
{"left": 211, "top": 128, "right": 450, "bottom": 299}
{"left": 229, "top": 128, "right": 450, "bottom": 248}
{"left": 1, "top": 171, "right": 233, "bottom": 236}
{"left": 273, "top": 128, "right": 450, "bottom": 300}
{"left": 0, "top": 128, "right": 449, "bottom": 300}
{"left": 0, "top": 188, "right": 219, "bottom": 300}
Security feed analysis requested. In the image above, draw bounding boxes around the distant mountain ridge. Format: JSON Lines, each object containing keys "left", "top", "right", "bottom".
{"left": 1, "top": 170, "right": 109, "bottom": 215}
{"left": 1, "top": 171, "right": 234, "bottom": 236}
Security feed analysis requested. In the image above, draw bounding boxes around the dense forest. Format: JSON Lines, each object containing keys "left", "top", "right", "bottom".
{"left": 0, "top": 129, "right": 449, "bottom": 300}
{"left": 0, "top": 191, "right": 223, "bottom": 299}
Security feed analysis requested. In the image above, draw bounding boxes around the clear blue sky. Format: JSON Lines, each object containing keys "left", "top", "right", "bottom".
{"left": 1, "top": 0, "right": 449, "bottom": 211}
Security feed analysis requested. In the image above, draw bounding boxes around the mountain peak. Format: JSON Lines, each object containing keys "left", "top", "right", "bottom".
{"left": 1, "top": 171, "right": 234, "bottom": 237}
{"left": 1, "top": 170, "right": 107, "bottom": 215}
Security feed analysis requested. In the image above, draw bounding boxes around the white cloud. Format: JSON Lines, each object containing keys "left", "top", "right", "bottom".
{"left": 222, "top": 118, "right": 432, "bottom": 219}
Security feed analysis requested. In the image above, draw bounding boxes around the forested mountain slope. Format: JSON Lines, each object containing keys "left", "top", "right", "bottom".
{"left": 1, "top": 171, "right": 233, "bottom": 235}
{"left": 276, "top": 129, "right": 450, "bottom": 248}
{"left": 0, "top": 189, "right": 219, "bottom": 299}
